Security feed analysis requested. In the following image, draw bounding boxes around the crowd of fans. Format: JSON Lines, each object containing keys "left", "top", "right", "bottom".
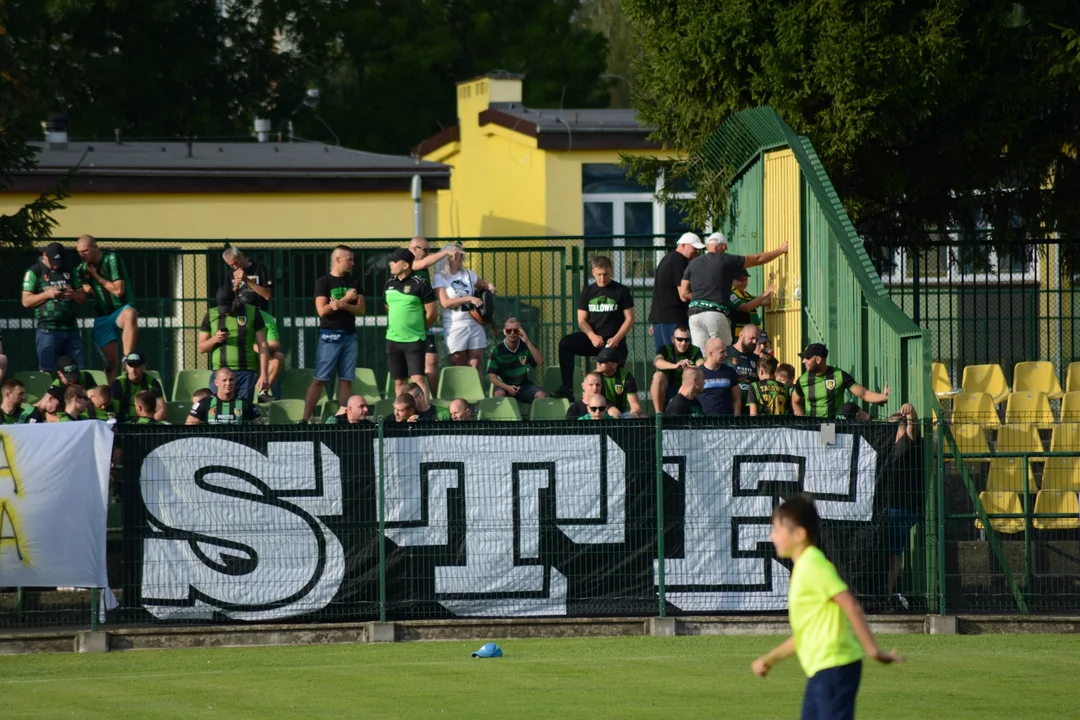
{"left": 3, "top": 231, "right": 898, "bottom": 428}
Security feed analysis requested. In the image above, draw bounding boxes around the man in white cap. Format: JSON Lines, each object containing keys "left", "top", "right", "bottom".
{"left": 649, "top": 232, "right": 704, "bottom": 353}
{"left": 678, "top": 231, "right": 788, "bottom": 350}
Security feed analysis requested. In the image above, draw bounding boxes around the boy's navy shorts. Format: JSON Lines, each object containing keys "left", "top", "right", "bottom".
{"left": 801, "top": 660, "right": 862, "bottom": 720}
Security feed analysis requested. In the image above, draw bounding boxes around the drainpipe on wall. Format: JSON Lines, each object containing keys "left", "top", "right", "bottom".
{"left": 411, "top": 175, "right": 423, "bottom": 237}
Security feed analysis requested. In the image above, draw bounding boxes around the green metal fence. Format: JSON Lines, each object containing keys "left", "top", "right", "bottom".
{"left": 1, "top": 417, "right": 938, "bottom": 629}
{"left": 0, "top": 236, "right": 692, "bottom": 400}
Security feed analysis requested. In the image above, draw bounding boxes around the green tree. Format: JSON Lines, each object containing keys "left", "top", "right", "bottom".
{"left": 298, "top": 0, "right": 611, "bottom": 153}
{"left": 622, "top": 0, "right": 1080, "bottom": 259}
{"left": 580, "top": 0, "right": 639, "bottom": 109}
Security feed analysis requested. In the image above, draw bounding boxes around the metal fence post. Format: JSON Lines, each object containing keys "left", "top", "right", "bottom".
{"left": 936, "top": 423, "right": 947, "bottom": 616}
{"left": 654, "top": 412, "right": 666, "bottom": 618}
{"left": 377, "top": 417, "right": 387, "bottom": 623}
{"left": 90, "top": 588, "right": 99, "bottom": 631}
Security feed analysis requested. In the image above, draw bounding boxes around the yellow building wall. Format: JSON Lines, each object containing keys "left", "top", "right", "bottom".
{"left": 0, "top": 191, "right": 439, "bottom": 240}
{"left": 763, "top": 149, "right": 802, "bottom": 368}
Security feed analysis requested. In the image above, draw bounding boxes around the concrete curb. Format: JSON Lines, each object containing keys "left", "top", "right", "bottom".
{"left": 1, "top": 614, "right": 1076, "bottom": 655}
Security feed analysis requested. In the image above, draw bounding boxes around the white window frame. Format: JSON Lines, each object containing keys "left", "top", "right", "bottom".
{"left": 582, "top": 170, "right": 696, "bottom": 287}
{"left": 880, "top": 244, "right": 1038, "bottom": 286}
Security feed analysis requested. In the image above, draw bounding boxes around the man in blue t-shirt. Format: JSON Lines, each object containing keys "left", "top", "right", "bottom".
{"left": 698, "top": 338, "right": 742, "bottom": 416}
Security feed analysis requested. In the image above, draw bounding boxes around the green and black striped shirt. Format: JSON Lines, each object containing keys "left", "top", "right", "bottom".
{"left": 793, "top": 367, "right": 857, "bottom": 418}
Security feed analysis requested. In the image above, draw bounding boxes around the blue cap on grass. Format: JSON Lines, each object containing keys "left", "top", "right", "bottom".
{"left": 472, "top": 642, "right": 503, "bottom": 658}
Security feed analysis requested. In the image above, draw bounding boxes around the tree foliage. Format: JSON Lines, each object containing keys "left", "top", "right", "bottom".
{"left": 302, "top": 0, "right": 610, "bottom": 153}
{"left": 622, "top": 0, "right": 1080, "bottom": 260}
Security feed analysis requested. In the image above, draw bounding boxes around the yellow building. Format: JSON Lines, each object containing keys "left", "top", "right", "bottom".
{"left": 1, "top": 139, "right": 448, "bottom": 239}
{"left": 415, "top": 72, "right": 686, "bottom": 242}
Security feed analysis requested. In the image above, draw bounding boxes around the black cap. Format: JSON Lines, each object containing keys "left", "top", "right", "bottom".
{"left": 735, "top": 269, "right": 750, "bottom": 279}
{"left": 43, "top": 242, "right": 65, "bottom": 269}
{"left": 215, "top": 285, "right": 236, "bottom": 315}
{"left": 799, "top": 343, "right": 828, "bottom": 359}
{"left": 57, "top": 356, "right": 80, "bottom": 381}
{"left": 837, "top": 402, "right": 864, "bottom": 418}
{"left": 388, "top": 248, "right": 415, "bottom": 264}
{"left": 125, "top": 352, "right": 146, "bottom": 367}
{"left": 46, "top": 386, "right": 66, "bottom": 403}
{"left": 595, "top": 347, "right": 621, "bottom": 365}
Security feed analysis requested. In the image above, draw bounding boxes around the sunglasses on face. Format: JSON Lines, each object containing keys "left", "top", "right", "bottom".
{"left": 673, "top": 336, "right": 690, "bottom": 342}
{"left": 588, "top": 405, "right": 607, "bottom": 412}
{"left": 505, "top": 329, "right": 520, "bottom": 335}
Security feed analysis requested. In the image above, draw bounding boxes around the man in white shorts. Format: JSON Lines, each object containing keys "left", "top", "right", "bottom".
{"left": 432, "top": 243, "right": 496, "bottom": 370}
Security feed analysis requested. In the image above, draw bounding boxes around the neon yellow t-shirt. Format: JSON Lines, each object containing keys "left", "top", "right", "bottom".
{"left": 788, "top": 545, "right": 863, "bottom": 677}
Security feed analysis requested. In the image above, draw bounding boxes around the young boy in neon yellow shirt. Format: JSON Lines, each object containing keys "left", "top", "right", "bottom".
{"left": 752, "top": 495, "right": 904, "bottom": 719}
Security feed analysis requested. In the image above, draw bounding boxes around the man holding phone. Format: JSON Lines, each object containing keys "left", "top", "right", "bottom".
{"left": 21, "top": 242, "right": 86, "bottom": 372}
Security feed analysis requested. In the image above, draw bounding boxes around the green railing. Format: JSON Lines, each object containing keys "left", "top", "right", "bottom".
{"left": 2, "top": 417, "right": 934, "bottom": 629}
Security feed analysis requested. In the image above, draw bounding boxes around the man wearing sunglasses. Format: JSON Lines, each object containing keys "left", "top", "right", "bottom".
{"left": 650, "top": 325, "right": 703, "bottom": 413}
{"left": 577, "top": 394, "right": 610, "bottom": 421}
{"left": 487, "top": 317, "right": 546, "bottom": 404}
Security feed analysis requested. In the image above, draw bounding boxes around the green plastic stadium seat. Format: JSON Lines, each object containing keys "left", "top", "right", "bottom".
{"left": 373, "top": 398, "right": 396, "bottom": 419}
{"left": 437, "top": 367, "right": 485, "bottom": 403}
{"left": 14, "top": 371, "right": 53, "bottom": 400}
{"left": 477, "top": 397, "right": 522, "bottom": 421}
{"left": 165, "top": 400, "right": 193, "bottom": 425}
{"left": 267, "top": 399, "right": 306, "bottom": 423}
{"left": 279, "top": 368, "right": 316, "bottom": 401}
{"left": 320, "top": 401, "right": 340, "bottom": 422}
{"left": 87, "top": 369, "right": 108, "bottom": 388}
{"left": 542, "top": 365, "right": 583, "bottom": 396}
{"left": 351, "top": 367, "right": 381, "bottom": 403}
{"left": 172, "top": 369, "right": 210, "bottom": 402}
{"left": 529, "top": 397, "right": 570, "bottom": 420}
{"left": 145, "top": 369, "right": 164, "bottom": 395}
{"left": 384, "top": 372, "right": 395, "bottom": 398}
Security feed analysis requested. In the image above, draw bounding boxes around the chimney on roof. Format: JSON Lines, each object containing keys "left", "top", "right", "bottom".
{"left": 254, "top": 117, "right": 271, "bottom": 143}
{"left": 44, "top": 113, "right": 69, "bottom": 150}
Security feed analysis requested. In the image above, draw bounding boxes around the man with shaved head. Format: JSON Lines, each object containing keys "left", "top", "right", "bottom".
{"left": 449, "top": 398, "right": 472, "bottom": 421}
{"left": 325, "top": 394, "right": 371, "bottom": 424}
{"left": 698, "top": 338, "right": 742, "bottom": 416}
{"left": 76, "top": 234, "right": 138, "bottom": 382}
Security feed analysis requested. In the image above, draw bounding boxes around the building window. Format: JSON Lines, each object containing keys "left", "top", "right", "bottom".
{"left": 582, "top": 164, "right": 696, "bottom": 286}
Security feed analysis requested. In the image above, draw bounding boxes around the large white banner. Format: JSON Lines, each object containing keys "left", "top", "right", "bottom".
{"left": 0, "top": 422, "right": 113, "bottom": 587}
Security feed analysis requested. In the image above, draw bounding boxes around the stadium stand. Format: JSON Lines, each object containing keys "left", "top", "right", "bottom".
{"left": 931, "top": 362, "right": 957, "bottom": 399}
{"left": 1061, "top": 392, "right": 1080, "bottom": 423}
{"left": 529, "top": 397, "right": 570, "bottom": 420}
{"left": 164, "top": 400, "right": 192, "bottom": 425}
{"left": 267, "top": 399, "right": 307, "bottom": 423}
{"left": 1066, "top": 362, "right": 1080, "bottom": 393}
{"left": 172, "top": 369, "right": 208, "bottom": 402}
{"left": 985, "top": 457, "right": 1035, "bottom": 494}
{"left": 437, "top": 366, "right": 485, "bottom": 403}
{"left": 351, "top": 367, "right": 381, "bottom": 403}
{"left": 1012, "top": 361, "right": 1063, "bottom": 400}
{"left": 946, "top": 423, "right": 990, "bottom": 462}
{"left": 477, "top": 396, "right": 522, "bottom": 421}
{"left": 1033, "top": 491, "right": 1080, "bottom": 530}
{"left": 975, "top": 491, "right": 1025, "bottom": 534}
{"left": 1004, "top": 391, "right": 1055, "bottom": 429}
{"left": 951, "top": 392, "right": 1001, "bottom": 429}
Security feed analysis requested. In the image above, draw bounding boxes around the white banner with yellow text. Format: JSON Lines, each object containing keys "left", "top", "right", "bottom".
{"left": 0, "top": 422, "right": 113, "bottom": 587}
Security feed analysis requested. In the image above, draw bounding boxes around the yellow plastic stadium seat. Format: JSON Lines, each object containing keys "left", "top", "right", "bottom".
{"left": 437, "top": 366, "right": 486, "bottom": 403}
{"left": 1050, "top": 423, "right": 1080, "bottom": 453}
{"left": 985, "top": 458, "right": 1036, "bottom": 494}
{"left": 1033, "top": 491, "right": 1080, "bottom": 530}
{"left": 1066, "top": 362, "right": 1080, "bottom": 393}
{"left": 975, "top": 492, "right": 1025, "bottom": 534}
{"left": 477, "top": 397, "right": 522, "bottom": 421}
{"left": 1003, "top": 391, "right": 1055, "bottom": 433}
{"left": 529, "top": 397, "right": 570, "bottom": 420}
{"left": 351, "top": 367, "right": 381, "bottom": 403}
{"left": 278, "top": 368, "right": 316, "bottom": 401}
{"left": 961, "top": 364, "right": 1010, "bottom": 405}
{"left": 946, "top": 423, "right": 990, "bottom": 462}
{"left": 1012, "top": 361, "right": 1063, "bottom": 400}
{"left": 1040, "top": 458, "right": 1080, "bottom": 492}
{"left": 172, "top": 369, "right": 210, "bottom": 402}
{"left": 1060, "top": 393, "right": 1080, "bottom": 423}
{"left": 266, "top": 399, "right": 306, "bottom": 423}
{"left": 951, "top": 392, "right": 1001, "bottom": 429}
{"left": 994, "top": 424, "right": 1044, "bottom": 456}
{"left": 932, "top": 362, "right": 957, "bottom": 399}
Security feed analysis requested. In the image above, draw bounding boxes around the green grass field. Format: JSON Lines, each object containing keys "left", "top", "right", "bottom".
{"left": 3, "top": 634, "right": 1078, "bottom": 719}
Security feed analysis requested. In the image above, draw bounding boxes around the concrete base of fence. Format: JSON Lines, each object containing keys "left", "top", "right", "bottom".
{"left": 76, "top": 631, "right": 110, "bottom": 653}
{"left": 367, "top": 622, "right": 396, "bottom": 643}
{"left": 4, "top": 614, "right": 1080, "bottom": 655}
{"left": 928, "top": 616, "right": 958, "bottom": 635}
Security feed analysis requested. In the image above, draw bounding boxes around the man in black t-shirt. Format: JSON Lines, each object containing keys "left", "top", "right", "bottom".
{"left": 553, "top": 256, "right": 634, "bottom": 399}
{"left": 729, "top": 324, "right": 761, "bottom": 406}
{"left": 664, "top": 366, "right": 705, "bottom": 417}
{"left": 303, "top": 246, "right": 366, "bottom": 422}
{"left": 565, "top": 372, "right": 620, "bottom": 419}
{"left": 649, "top": 233, "right": 703, "bottom": 353}
{"left": 223, "top": 247, "right": 272, "bottom": 311}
